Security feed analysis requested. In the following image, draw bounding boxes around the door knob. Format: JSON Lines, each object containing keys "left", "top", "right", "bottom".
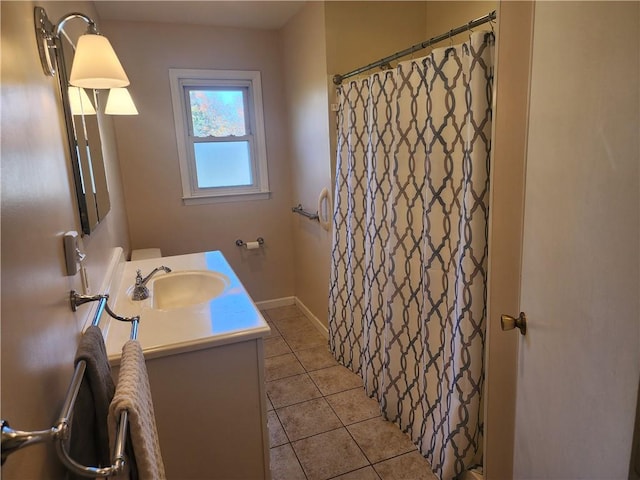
{"left": 501, "top": 312, "right": 527, "bottom": 335}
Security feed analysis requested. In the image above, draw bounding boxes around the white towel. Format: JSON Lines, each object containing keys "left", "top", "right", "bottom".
{"left": 109, "top": 340, "right": 166, "bottom": 480}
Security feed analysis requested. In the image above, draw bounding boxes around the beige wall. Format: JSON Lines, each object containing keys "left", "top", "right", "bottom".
{"left": 324, "top": 1, "right": 495, "bottom": 180}
{"left": 281, "top": 3, "right": 333, "bottom": 324}
{"left": 280, "top": 1, "right": 431, "bottom": 324}
{"left": 325, "top": 1, "right": 495, "bottom": 80}
{"left": 1, "top": 1, "right": 130, "bottom": 477}
{"left": 325, "top": 1, "right": 428, "bottom": 182}
{"left": 325, "top": 1, "right": 428, "bottom": 76}
{"left": 101, "top": 20, "right": 295, "bottom": 302}
{"left": 425, "top": 1, "right": 496, "bottom": 41}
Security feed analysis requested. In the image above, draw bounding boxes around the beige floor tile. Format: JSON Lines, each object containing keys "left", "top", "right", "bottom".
{"left": 295, "top": 345, "right": 338, "bottom": 371}
{"left": 309, "top": 365, "right": 363, "bottom": 396}
{"left": 333, "top": 466, "right": 381, "bottom": 480}
{"left": 373, "top": 451, "right": 437, "bottom": 480}
{"left": 264, "top": 330, "right": 434, "bottom": 480}
{"left": 264, "top": 336, "right": 292, "bottom": 358}
{"left": 265, "top": 320, "right": 280, "bottom": 338}
{"left": 272, "top": 315, "right": 314, "bottom": 335}
{"left": 348, "top": 417, "right": 416, "bottom": 464}
{"left": 282, "top": 326, "right": 327, "bottom": 351}
{"left": 265, "top": 353, "right": 305, "bottom": 381}
{"left": 266, "top": 305, "right": 303, "bottom": 321}
{"left": 292, "top": 428, "right": 369, "bottom": 480}
{"left": 276, "top": 397, "right": 342, "bottom": 441}
{"left": 270, "top": 444, "right": 306, "bottom": 480}
{"left": 326, "top": 387, "right": 381, "bottom": 425}
{"left": 267, "top": 410, "right": 289, "bottom": 447}
{"left": 266, "top": 373, "right": 322, "bottom": 408}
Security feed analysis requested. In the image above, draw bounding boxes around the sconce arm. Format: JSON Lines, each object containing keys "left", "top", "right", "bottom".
{"left": 34, "top": 7, "right": 100, "bottom": 78}
{"left": 54, "top": 12, "right": 97, "bottom": 38}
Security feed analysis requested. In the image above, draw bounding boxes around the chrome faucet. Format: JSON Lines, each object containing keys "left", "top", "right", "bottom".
{"left": 131, "top": 266, "right": 172, "bottom": 301}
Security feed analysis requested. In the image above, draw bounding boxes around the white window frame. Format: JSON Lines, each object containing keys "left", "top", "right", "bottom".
{"left": 169, "top": 69, "right": 270, "bottom": 204}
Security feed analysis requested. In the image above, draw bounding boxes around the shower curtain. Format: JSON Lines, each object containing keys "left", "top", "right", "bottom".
{"left": 328, "top": 31, "right": 494, "bottom": 480}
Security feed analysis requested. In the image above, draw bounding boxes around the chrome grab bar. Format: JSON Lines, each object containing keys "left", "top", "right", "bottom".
{"left": 292, "top": 204, "right": 319, "bottom": 221}
{"left": 1, "top": 294, "right": 140, "bottom": 477}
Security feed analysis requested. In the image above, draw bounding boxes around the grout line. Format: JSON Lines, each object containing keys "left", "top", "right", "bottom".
{"left": 265, "top": 305, "right": 436, "bottom": 480}
{"left": 287, "top": 425, "right": 346, "bottom": 445}
{"left": 342, "top": 420, "right": 375, "bottom": 467}
{"left": 326, "top": 466, "right": 382, "bottom": 480}
{"left": 271, "top": 406, "right": 293, "bottom": 446}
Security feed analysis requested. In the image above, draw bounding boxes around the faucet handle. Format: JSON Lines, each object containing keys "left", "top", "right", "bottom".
{"left": 135, "top": 269, "right": 143, "bottom": 285}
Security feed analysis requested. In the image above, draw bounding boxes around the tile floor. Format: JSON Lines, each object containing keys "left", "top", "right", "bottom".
{"left": 261, "top": 305, "right": 437, "bottom": 480}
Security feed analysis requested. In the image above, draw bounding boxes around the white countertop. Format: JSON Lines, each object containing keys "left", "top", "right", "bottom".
{"left": 104, "top": 250, "right": 270, "bottom": 364}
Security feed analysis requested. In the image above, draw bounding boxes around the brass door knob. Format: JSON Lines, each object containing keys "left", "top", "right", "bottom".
{"left": 501, "top": 312, "right": 527, "bottom": 335}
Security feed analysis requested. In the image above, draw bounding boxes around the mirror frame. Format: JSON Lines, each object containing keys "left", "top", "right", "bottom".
{"left": 35, "top": 7, "right": 111, "bottom": 235}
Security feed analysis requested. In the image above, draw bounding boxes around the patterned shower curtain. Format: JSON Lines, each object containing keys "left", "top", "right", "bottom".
{"left": 328, "top": 32, "right": 494, "bottom": 480}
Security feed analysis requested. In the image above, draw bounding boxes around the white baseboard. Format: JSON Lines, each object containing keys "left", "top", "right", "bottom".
{"left": 294, "top": 297, "right": 328, "bottom": 338}
{"left": 255, "top": 296, "right": 328, "bottom": 339}
{"left": 255, "top": 296, "right": 296, "bottom": 310}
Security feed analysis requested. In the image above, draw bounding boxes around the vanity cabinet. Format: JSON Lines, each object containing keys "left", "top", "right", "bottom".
{"left": 112, "top": 338, "right": 270, "bottom": 479}
{"left": 106, "top": 251, "right": 272, "bottom": 479}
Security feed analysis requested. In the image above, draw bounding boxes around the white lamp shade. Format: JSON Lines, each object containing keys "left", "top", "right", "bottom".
{"left": 105, "top": 88, "right": 138, "bottom": 115}
{"left": 69, "top": 34, "right": 129, "bottom": 89}
{"left": 68, "top": 86, "right": 96, "bottom": 115}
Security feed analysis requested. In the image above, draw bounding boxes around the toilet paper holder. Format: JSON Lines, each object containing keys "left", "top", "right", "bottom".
{"left": 235, "top": 237, "right": 265, "bottom": 249}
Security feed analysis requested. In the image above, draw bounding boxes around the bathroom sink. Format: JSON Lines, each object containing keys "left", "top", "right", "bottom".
{"left": 151, "top": 270, "right": 230, "bottom": 310}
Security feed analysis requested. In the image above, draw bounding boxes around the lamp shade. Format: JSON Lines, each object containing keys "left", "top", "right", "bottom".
{"left": 68, "top": 86, "right": 96, "bottom": 115}
{"left": 69, "top": 34, "right": 129, "bottom": 89}
{"left": 105, "top": 88, "right": 138, "bottom": 115}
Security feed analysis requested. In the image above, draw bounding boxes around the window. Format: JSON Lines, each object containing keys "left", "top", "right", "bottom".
{"left": 169, "top": 69, "right": 270, "bottom": 204}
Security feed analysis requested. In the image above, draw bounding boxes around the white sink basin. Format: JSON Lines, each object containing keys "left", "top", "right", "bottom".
{"left": 151, "top": 270, "right": 230, "bottom": 310}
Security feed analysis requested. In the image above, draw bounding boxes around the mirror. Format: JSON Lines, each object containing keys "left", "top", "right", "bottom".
{"left": 54, "top": 18, "right": 111, "bottom": 234}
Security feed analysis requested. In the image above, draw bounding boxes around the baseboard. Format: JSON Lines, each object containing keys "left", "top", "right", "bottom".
{"left": 256, "top": 296, "right": 329, "bottom": 339}
{"left": 255, "top": 296, "right": 296, "bottom": 310}
{"left": 294, "top": 298, "right": 328, "bottom": 339}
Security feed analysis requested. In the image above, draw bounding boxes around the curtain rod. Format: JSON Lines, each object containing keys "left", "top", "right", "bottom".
{"left": 332, "top": 10, "right": 496, "bottom": 85}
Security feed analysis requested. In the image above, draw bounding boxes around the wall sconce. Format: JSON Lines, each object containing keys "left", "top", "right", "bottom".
{"left": 33, "top": 6, "right": 129, "bottom": 235}
{"left": 105, "top": 88, "right": 139, "bottom": 115}
{"left": 34, "top": 7, "right": 129, "bottom": 88}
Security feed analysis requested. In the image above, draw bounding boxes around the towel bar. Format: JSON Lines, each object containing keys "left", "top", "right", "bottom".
{"left": 1, "top": 294, "right": 139, "bottom": 477}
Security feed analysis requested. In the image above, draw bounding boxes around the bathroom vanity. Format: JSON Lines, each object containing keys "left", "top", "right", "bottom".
{"left": 105, "top": 251, "right": 271, "bottom": 479}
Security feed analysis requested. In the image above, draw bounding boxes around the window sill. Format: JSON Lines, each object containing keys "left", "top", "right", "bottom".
{"left": 182, "top": 191, "right": 271, "bottom": 205}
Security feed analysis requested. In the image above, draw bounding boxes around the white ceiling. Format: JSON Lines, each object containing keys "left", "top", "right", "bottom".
{"left": 94, "top": 1, "right": 307, "bottom": 30}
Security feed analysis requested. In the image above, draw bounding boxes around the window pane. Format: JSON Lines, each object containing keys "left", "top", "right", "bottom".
{"left": 194, "top": 141, "right": 252, "bottom": 188}
{"left": 189, "top": 89, "right": 246, "bottom": 137}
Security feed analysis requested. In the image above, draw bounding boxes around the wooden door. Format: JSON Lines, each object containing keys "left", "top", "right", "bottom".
{"left": 486, "top": 2, "right": 639, "bottom": 478}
